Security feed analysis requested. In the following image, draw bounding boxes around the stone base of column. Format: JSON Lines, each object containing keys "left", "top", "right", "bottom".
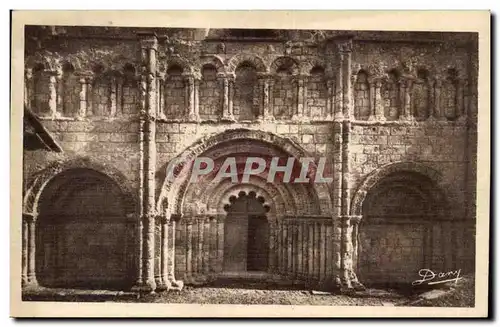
{"left": 23, "top": 277, "right": 39, "bottom": 289}
{"left": 156, "top": 277, "right": 172, "bottom": 292}
{"left": 339, "top": 270, "right": 365, "bottom": 293}
{"left": 50, "top": 112, "right": 62, "bottom": 120}
{"left": 168, "top": 278, "right": 184, "bottom": 291}
{"left": 131, "top": 279, "right": 157, "bottom": 294}
{"left": 188, "top": 113, "right": 199, "bottom": 122}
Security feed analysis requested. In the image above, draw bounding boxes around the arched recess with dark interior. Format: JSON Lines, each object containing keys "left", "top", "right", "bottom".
{"left": 354, "top": 70, "right": 370, "bottom": 120}
{"left": 442, "top": 68, "right": 459, "bottom": 121}
{"left": 412, "top": 68, "right": 431, "bottom": 121}
{"left": 356, "top": 171, "right": 447, "bottom": 287}
{"left": 270, "top": 57, "right": 298, "bottom": 119}
{"left": 62, "top": 62, "right": 79, "bottom": 117}
{"left": 91, "top": 64, "right": 110, "bottom": 117}
{"left": 199, "top": 64, "right": 221, "bottom": 120}
{"left": 164, "top": 64, "right": 185, "bottom": 119}
{"left": 121, "top": 63, "right": 139, "bottom": 116}
{"left": 233, "top": 62, "right": 259, "bottom": 121}
{"left": 35, "top": 168, "right": 137, "bottom": 289}
{"left": 223, "top": 191, "right": 271, "bottom": 272}
{"left": 382, "top": 69, "right": 401, "bottom": 120}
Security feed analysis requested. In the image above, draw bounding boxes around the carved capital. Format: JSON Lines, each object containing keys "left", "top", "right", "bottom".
{"left": 25, "top": 68, "right": 33, "bottom": 80}
{"left": 256, "top": 72, "right": 272, "bottom": 80}
{"left": 182, "top": 73, "right": 195, "bottom": 85}
{"left": 139, "top": 34, "right": 159, "bottom": 51}
{"left": 22, "top": 213, "right": 37, "bottom": 223}
{"left": 337, "top": 39, "right": 353, "bottom": 53}
{"left": 139, "top": 110, "right": 156, "bottom": 122}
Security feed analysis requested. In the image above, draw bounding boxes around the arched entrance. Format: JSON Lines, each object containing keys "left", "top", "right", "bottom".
{"left": 35, "top": 168, "right": 136, "bottom": 289}
{"left": 223, "top": 191, "right": 270, "bottom": 272}
{"left": 357, "top": 171, "right": 439, "bottom": 286}
{"left": 157, "top": 129, "right": 330, "bottom": 284}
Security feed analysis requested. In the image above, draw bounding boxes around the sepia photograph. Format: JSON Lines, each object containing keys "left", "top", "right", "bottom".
{"left": 10, "top": 10, "right": 490, "bottom": 318}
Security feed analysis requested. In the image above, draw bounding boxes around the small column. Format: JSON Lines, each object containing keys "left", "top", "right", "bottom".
{"left": 292, "top": 74, "right": 305, "bottom": 121}
{"left": 56, "top": 70, "right": 63, "bottom": 115}
{"left": 302, "top": 75, "right": 308, "bottom": 119}
{"left": 433, "top": 78, "right": 443, "bottom": 121}
{"left": 426, "top": 79, "right": 435, "bottom": 120}
{"left": 374, "top": 79, "right": 386, "bottom": 121}
{"left": 225, "top": 73, "right": 235, "bottom": 121}
{"left": 194, "top": 74, "right": 200, "bottom": 121}
{"left": 116, "top": 76, "right": 124, "bottom": 117}
{"left": 334, "top": 62, "right": 344, "bottom": 120}
{"left": 48, "top": 71, "right": 59, "bottom": 118}
{"left": 341, "top": 215, "right": 364, "bottom": 291}
{"left": 77, "top": 76, "right": 88, "bottom": 119}
{"left": 257, "top": 73, "right": 271, "bottom": 120}
{"left": 268, "top": 79, "right": 275, "bottom": 120}
{"left": 400, "top": 78, "right": 414, "bottom": 121}
{"left": 86, "top": 76, "right": 93, "bottom": 117}
{"left": 367, "top": 78, "right": 376, "bottom": 121}
{"left": 21, "top": 216, "right": 28, "bottom": 286}
{"left": 25, "top": 214, "right": 38, "bottom": 286}
{"left": 24, "top": 68, "right": 33, "bottom": 108}
{"left": 158, "top": 74, "right": 165, "bottom": 118}
{"left": 156, "top": 214, "right": 171, "bottom": 291}
{"left": 326, "top": 79, "right": 334, "bottom": 120}
{"left": 218, "top": 73, "right": 230, "bottom": 120}
{"left": 110, "top": 75, "right": 117, "bottom": 117}
{"left": 185, "top": 74, "right": 198, "bottom": 122}
{"left": 338, "top": 39, "right": 353, "bottom": 120}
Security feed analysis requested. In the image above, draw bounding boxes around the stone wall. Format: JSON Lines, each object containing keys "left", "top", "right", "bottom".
{"left": 22, "top": 27, "right": 478, "bottom": 292}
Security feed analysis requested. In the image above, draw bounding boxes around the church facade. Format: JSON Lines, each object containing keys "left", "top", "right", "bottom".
{"left": 21, "top": 26, "right": 478, "bottom": 293}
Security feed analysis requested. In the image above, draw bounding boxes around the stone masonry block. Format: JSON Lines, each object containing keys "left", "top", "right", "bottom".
{"left": 302, "top": 134, "right": 314, "bottom": 144}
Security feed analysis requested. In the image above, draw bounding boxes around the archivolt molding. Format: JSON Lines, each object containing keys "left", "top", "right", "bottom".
{"left": 163, "top": 56, "right": 195, "bottom": 75}
{"left": 227, "top": 53, "right": 268, "bottom": 73}
{"left": 23, "top": 157, "right": 137, "bottom": 217}
{"left": 350, "top": 161, "right": 448, "bottom": 217}
{"left": 198, "top": 55, "right": 226, "bottom": 74}
{"left": 184, "top": 172, "right": 299, "bottom": 217}
{"left": 156, "top": 129, "right": 332, "bottom": 217}
{"left": 177, "top": 145, "right": 318, "bottom": 216}
{"left": 269, "top": 56, "right": 300, "bottom": 75}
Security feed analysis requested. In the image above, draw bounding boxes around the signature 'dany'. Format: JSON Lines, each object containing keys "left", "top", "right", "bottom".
{"left": 412, "top": 268, "right": 462, "bottom": 286}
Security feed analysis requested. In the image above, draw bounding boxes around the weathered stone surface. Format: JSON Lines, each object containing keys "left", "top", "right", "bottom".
{"left": 23, "top": 27, "right": 477, "bottom": 293}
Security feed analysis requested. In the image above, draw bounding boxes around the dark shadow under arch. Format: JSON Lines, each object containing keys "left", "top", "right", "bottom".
{"left": 35, "top": 168, "right": 137, "bottom": 290}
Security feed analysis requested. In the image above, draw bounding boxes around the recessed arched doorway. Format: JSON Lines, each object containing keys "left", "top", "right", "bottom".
{"left": 36, "top": 168, "right": 136, "bottom": 289}
{"left": 223, "top": 191, "right": 270, "bottom": 273}
{"left": 357, "top": 171, "right": 439, "bottom": 287}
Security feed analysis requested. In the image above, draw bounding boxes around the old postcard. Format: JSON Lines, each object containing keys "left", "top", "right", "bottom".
{"left": 10, "top": 10, "right": 490, "bottom": 318}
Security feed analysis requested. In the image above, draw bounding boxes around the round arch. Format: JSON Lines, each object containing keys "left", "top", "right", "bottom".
{"left": 350, "top": 161, "right": 449, "bottom": 217}
{"left": 270, "top": 56, "right": 299, "bottom": 75}
{"left": 198, "top": 55, "right": 226, "bottom": 74}
{"left": 156, "top": 128, "right": 332, "bottom": 217}
{"left": 164, "top": 56, "right": 194, "bottom": 75}
{"left": 23, "top": 156, "right": 137, "bottom": 217}
{"left": 227, "top": 54, "right": 268, "bottom": 73}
